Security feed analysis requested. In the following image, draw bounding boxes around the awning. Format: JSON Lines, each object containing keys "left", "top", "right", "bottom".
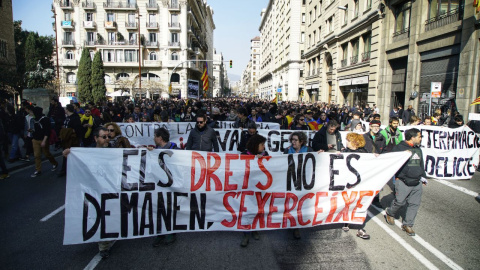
{"left": 339, "top": 79, "right": 352, "bottom": 86}
{"left": 352, "top": 76, "right": 369, "bottom": 85}
{"left": 311, "top": 83, "right": 319, "bottom": 89}
{"left": 107, "top": 90, "right": 131, "bottom": 97}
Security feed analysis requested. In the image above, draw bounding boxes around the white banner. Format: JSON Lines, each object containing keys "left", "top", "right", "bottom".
{"left": 64, "top": 149, "right": 410, "bottom": 245}
{"left": 117, "top": 123, "right": 478, "bottom": 180}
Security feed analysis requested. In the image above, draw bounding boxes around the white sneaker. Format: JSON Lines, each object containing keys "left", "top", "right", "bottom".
{"left": 31, "top": 171, "right": 41, "bottom": 177}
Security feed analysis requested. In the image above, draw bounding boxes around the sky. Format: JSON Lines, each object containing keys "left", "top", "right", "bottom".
{"left": 12, "top": 0, "right": 269, "bottom": 82}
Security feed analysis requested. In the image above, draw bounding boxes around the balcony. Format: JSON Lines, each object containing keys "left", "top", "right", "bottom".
{"left": 144, "top": 60, "right": 161, "bottom": 67}
{"left": 60, "top": 1, "right": 73, "bottom": 9}
{"left": 146, "top": 22, "right": 158, "bottom": 29}
{"left": 340, "top": 59, "right": 348, "bottom": 68}
{"left": 103, "top": 60, "right": 139, "bottom": 67}
{"left": 104, "top": 21, "right": 117, "bottom": 29}
{"left": 392, "top": 28, "right": 409, "bottom": 43}
{"left": 146, "top": 3, "right": 158, "bottom": 10}
{"left": 103, "top": 1, "right": 138, "bottom": 10}
{"left": 145, "top": 41, "right": 158, "bottom": 48}
{"left": 350, "top": 55, "right": 358, "bottom": 65}
{"left": 61, "top": 59, "right": 78, "bottom": 66}
{"left": 125, "top": 22, "right": 137, "bottom": 29}
{"left": 362, "top": 51, "right": 371, "bottom": 62}
{"left": 61, "top": 21, "right": 75, "bottom": 29}
{"left": 84, "top": 40, "right": 99, "bottom": 47}
{"left": 104, "top": 40, "right": 137, "bottom": 46}
{"left": 82, "top": 1, "right": 96, "bottom": 9}
{"left": 168, "top": 22, "right": 181, "bottom": 30}
{"left": 83, "top": 21, "right": 96, "bottom": 29}
{"left": 168, "top": 2, "right": 180, "bottom": 11}
{"left": 168, "top": 41, "right": 181, "bottom": 48}
{"left": 62, "top": 40, "right": 75, "bottom": 47}
{"left": 194, "top": 47, "right": 203, "bottom": 56}
{"left": 425, "top": 6, "right": 462, "bottom": 32}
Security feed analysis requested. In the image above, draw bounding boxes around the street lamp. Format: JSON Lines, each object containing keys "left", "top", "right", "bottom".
{"left": 137, "top": 13, "right": 142, "bottom": 99}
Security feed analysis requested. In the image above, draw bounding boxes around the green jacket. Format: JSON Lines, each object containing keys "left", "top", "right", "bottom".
{"left": 380, "top": 127, "right": 403, "bottom": 146}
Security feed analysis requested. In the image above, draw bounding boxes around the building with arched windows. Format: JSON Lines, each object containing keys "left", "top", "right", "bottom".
{"left": 52, "top": 0, "right": 215, "bottom": 99}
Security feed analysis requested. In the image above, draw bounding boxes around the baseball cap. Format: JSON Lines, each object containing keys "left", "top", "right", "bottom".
{"left": 370, "top": 120, "right": 381, "bottom": 126}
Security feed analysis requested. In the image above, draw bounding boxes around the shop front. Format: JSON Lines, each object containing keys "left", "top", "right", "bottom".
{"left": 339, "top": 76, "right": 369, "bottom": 107}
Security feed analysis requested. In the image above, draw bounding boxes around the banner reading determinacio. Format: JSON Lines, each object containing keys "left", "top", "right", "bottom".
{"left": 64, "top": 149, "right": 410, "bottom": 245}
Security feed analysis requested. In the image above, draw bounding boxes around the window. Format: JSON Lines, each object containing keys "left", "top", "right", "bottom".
{"left": 314, "top": 6, "right": 317, "bottom": 18}
{"left": 108, "top": 32, "right": 115, "bottom": 44}
{"left": 366, "top": 0, "right": 372, "bottom": 9}
{"left": 124, "top": 50, "right": 137, "bottom": 62}
{"left": 66, "top": 72, "right": 76, "bottom": 83}
{"left": 116, "top": 73, "right": 129, "bottom": 80}
{"left": 301, "top": 32, "right": 305, "bottom": 42}
{"left": 149, "top": 13, "right": 156, "bottom": 23}
{"left": 66, "top": 92, "right": 75, "bottom": 97}
{"left": 129, "top": 33, "right": 137, "bottom": 44}
{"left": 87, "top": 32, "right": 95, "bottom": 42}
{"left": 104, "top": 75, "right": 111, "bottom": 84}
{"left": 313, "top": 30, "right": 316, "bottom": 44}
{"left": 308, "top": 35, "right": 311, "bottom": 47}
{"left": 328, "top": 16, "right": 333, "bottom": 33}
{"left": 171, "top": 33, "right": 178, "bottom": 42}
{"left": 395, "top": 1, "right": 411, "bottom": 32}
{"left": 352, "top": 39, "right": 359, "bottom": 57}
{"left": 128, "top": 13, "right": 135, "bottom": 24}
{"left": 171, "top": 14, "right": 179, "bottom": 26}
{"left": 309, "top": 11, "right": 312, "bottom": 24}
{"left": 149, "top": 33, "right": 157, "bottom": 42}
{"left": 343, "top": 5, "right": 348, "bottom": 25}
{"left": 104, "top": 49, "right": 114, "bottom": 62}
{"left": 363, "top": 33, "right": 371, "bottom": 52}
{"left": 64, "top": 12, "right": 71, "bottom": 21}
{"left": 65, "top": 50, "right": 74, "bottom": 59}
{"left": 106, "top": 13, "right": 114, "bottom": 22}
{"left": 318, "top": 26, "right": 322, "bottom": 40}
{"left": 64, "top": 32, "right": 73, "bottom": 42}
{"left": 302, "top": 13, "right": 305, "bottom": 23}
{"left": 86, "top": 13, "right": 93, "bottom": 21}
{"left": 149, "top": 52, "right": 157, "bottom": 60}
{"left": 171, "top": 52, "right": 178, "bottom": 60}
{"left": 428, "top": 0, "right": 460, "bottom": 19}
{"left": 342, "top": 43, "right": 348, "bottom": 60}
{"left": 354, "top": 0, "right": 359, "bottom": 17}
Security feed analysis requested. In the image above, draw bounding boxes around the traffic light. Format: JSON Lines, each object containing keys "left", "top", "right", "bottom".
{"left": 229, "top": 60, "right": 232, "bottom": 68}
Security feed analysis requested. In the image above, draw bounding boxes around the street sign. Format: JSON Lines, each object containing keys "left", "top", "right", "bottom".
{"left": 431, "top": 82, "right": 441, "bottom": 98}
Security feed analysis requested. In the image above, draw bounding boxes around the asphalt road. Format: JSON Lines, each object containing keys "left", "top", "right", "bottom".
{"left": 1, "top": 155, "right": 479, "bottom": 270}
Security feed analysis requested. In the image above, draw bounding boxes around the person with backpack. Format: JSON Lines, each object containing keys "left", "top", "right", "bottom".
{"left": 31, "top": 107, "right": 58, "bottom": 178}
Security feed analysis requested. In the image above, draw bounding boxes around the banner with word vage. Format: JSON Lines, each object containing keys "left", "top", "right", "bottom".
{"left": 118, "top": 123, "right": 479, "bottom": 180}
{"left": 63, "top": 149, "right": 410, "bottom": 245}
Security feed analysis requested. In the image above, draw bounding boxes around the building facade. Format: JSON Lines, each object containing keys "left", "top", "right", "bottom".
{"left": 378, "top": 0, "right": 480, "bottom": 120}
{"left": 212, "top": 49, "right": 228, "bottom": 97}
{"left": 302, "top": 0, "right": 384, "bottom": 107}
{"left": 259, "top": 0, "right": 305, "bottom": 102}
{"left": 51, "top": 0, "right": 215, "bottom": 99}
{"left": 0, "top": 0, "right": 16, "bottom": 74}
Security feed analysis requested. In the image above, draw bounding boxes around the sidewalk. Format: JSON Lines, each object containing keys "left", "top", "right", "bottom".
{"left": 3, "top": 144, "right": 64, "bottom": 173}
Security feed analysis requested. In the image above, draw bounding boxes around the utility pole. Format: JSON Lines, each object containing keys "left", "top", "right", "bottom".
{"left": 52, "top": 7, "right": 60, "bottom": 88}
{"left": 137, "top": 13, "right": 142, "bottom": 96}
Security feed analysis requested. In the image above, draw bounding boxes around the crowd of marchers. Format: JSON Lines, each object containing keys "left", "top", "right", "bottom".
{"left": 0, "top": 96, "right": 476, "bottom": 258}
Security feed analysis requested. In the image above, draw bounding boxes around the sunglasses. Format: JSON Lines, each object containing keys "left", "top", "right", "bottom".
{"left": 299, "top": 118, "right": 305, "bottom": 121}
{"left": 107, "top": 129, "right": 115, "bottom": 132}
{"left": 99, "top": 135, "right": 111, "bottom": 139}
{"left": 197, "top": 121, "right": 205, "bottom": 124}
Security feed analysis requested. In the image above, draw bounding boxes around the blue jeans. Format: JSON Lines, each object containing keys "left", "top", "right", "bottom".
{"left": 8, "top": 133, "right": 21, "bottom": 160}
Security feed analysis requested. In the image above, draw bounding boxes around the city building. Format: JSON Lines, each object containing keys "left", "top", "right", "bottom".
{"left": 51, "top": 0, "right": 215, "bottom": 100}
{"left": 259, "top": 0, "right": 305, "bottom": 101}
{"left": 0, "top": 0, "right": 16, "bottom": 75}
{"left": 378, "top": 0, "right": 480, "bottom": 120}
{"left": 302, "top": 0, "right": 384, "bottom": 106}
{"left": 212, "top": 49, "right": 228, "bottom": 97}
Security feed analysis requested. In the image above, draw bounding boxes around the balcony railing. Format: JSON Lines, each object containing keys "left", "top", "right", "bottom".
{"left": 168, "top": 22, "right": 181, "bottom": 28}
{"left": 105, "top": 40, "right": 137, "bottom": 45}
{"left": 61, "top": 21, "right": 75, "bottom": 28}
{"left": 125, "top": 22, "right": 137, "bottom": 28}
{"left": 82, "top": 1, "right": 96, "bottom": 9}
{"left": 341, "top": 59, "right": 348, "bottom": 68}
{"left": 60, "top": 2, "right": 73, "bottom": 9}
{"left": 168, "top": 41, "right": 181, "bottom": 47}
{"left": 146, "top": 3, "right": 158, "bottom": 9}
{"left": 168, "top": 2, "right": 180, "bottom": 10}
{"left": 145, "top": 41, "right": 158, "bottom": 47}
{"left": 146, "top": 22, "right": 158, "bottom": 28}
{"left": 425, "top": 7, "right": 462, "bottom": 32}
{"left": 104, "top": 21, "right": 117, "bottom": 28}
{"left": 62, "top": 40, "right": 75, "bottom": 46}
{"left": 84, "top": 40, "right": 99, "bottom": 47}
{"left": 103, "top": 2, "right": 138, "bottom": 9}
{"left": 392, "top": 27, "right": 409, "bottom": 43}
{"left": 350, "top": 55, "right": 358, "bottom": 65}
{"left": 362, "top": 51, "right": 371, "bottom": 62}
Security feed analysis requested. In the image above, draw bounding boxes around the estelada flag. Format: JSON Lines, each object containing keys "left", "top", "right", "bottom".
{"left": 471, "top": 96, "right": 480, "bottom": 105}
{"left": 475, "top": 0, "right": 480, "bottom": 13}
{"left": 307, "top": 121, "right": 322, "bottom": 131}
{"left": 201, "top": 63, "right": 209, "bottom": 91}
{"left": 271, "top": 96, "right": 277, "bottom": 104}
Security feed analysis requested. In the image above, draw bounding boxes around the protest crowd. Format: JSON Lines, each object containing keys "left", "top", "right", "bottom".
{"left": 0, "top": 95, "right": 477, "bottom": 259}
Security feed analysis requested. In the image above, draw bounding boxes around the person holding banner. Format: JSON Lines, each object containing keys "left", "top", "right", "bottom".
{"left": 238, "top": 123, "right": 258, "bottom": 152}
{"left": 312, "top": 120, "right": 344, "bottom": 153}
{"left": 239, "top": 134, "right": 269, "bottom": 247}
{"left": 105, "top": 122, "right": 132, "bottom": 148}
{"left": 185, "top": 114, "right": 219, "bottom": 152}
{"left": 385, "top": 128, "right": 427, "bottom": 236}
{"left": 341, "top": 133, "right": 371, "bottom": 239}
{"left": 148, "top": 127, "right": 179, "bottom": 247}
{"left": 380, "top": 117, "right": 403, "bottom": 153}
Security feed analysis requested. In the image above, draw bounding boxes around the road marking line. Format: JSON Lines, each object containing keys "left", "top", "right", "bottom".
{"left": 367, "top": 210, "right": 439, "bottom": 270}
{"left": 370, "top": 205, "right": 464, "bottom": 270}
{"left": 433, "top": 179, "right": 480, "bottom": 199}
{"left": 83, "top": 254, "right": 102, "bottom": 270}
{"left": 40, "top": 205, "right": 65, "bottom": 222}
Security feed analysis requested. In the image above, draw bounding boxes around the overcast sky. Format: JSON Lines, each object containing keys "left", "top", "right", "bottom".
{"left": 13, "top": 0, "right": 269, "bottom": 82}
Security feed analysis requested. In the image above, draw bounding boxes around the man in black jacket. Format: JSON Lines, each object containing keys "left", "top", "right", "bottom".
{"left": 363, "top": 120, "right": 386, "bottom": 154}
{"left": 58, "top": 104, "right": 83, "bottom": 177}
{"left": 31, "top": 107, "right": 58, "bottom": 177}
{"left": 312, "top": 120, "right": 344, "bottom": 152}
{"left": 186, "top": 114, "right": 219, "bottom": 152}
{"left": 401, "top": 105, "right": 415, "bottom": 126}
{"left": 385, "top": 128, "right": 427, "bottom": 236}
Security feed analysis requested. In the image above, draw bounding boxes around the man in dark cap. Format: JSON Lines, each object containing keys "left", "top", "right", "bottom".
{"left": 363, "top": 120, "right": 386, "bottom": 154}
